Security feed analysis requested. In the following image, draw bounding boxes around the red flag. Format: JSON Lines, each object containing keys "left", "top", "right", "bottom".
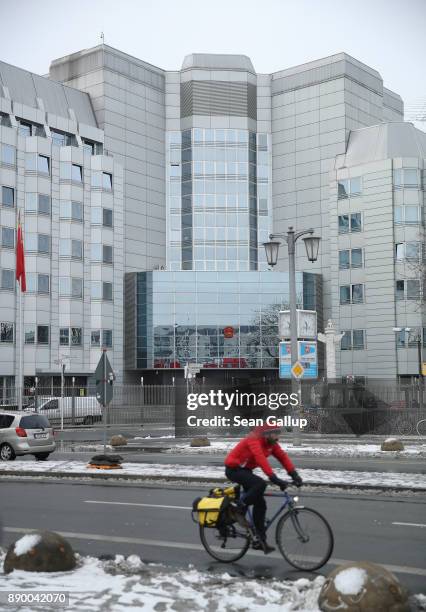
{"left": 16, "top": 212, "right": 26, "bottom": 292}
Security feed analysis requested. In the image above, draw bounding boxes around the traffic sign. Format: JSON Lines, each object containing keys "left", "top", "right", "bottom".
{"left": 291, "top": 361, "right": 305, "bottom": 379}
{"left": 95, "top": 351, "right": 115, "bottom": 406}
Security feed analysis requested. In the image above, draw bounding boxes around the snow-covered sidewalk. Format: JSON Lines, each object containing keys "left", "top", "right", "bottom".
{"left": 0, "top": 551, "right": 325, "bottom": 611}
{"left": 1, "top": 460, "right": 425, "bottom": 489}
{"left": 167, "top": 440, "right": 426, "bottom": 458}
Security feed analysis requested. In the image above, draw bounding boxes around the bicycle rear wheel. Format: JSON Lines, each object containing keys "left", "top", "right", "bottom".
{"left": 199, "top": 523, "right": 250, "bottom": 563}
{"left": 276, "top": 507, "right": 333, "bottom": 571}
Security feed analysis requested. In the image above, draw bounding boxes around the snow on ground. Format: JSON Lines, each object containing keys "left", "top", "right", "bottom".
{"left": 0, "top": 550, "right": 325, "bottom": 611}
{"left": 0, "top": 460, "right": 425, "bottom": 489}
{"left": 167, "top": 440, "right": 426, "bottom": 457}
{"left": 14, "top": 534, "right": 42, "bottom": 556}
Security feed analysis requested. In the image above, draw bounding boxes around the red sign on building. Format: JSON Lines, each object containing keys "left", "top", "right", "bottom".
{"left": 223, "top": 326, "right": 234, "bottom": 339}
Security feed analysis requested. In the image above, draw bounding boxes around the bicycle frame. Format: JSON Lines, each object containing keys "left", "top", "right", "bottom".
{"left": 245, "top": 490, "right": 302, "bottom": 534}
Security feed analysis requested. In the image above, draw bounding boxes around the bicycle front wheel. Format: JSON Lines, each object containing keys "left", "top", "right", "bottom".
{"left": 199, "top": 523, "right": 250, "bottom": 563}
{"left": 276, "top": 507, "right": 334, "bottom": 571}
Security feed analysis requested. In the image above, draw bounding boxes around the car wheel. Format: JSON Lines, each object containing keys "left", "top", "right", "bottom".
{"left": 84, "top": 416, "right": 94, "bottom": 425}
{"left": 34, "top": 453, "right": 50, "bottom": 461}
{"left": 0, "top": 443, "right": 16, "bottom": 461}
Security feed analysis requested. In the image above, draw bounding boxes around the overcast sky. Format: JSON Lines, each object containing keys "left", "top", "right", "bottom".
{"left": 0, "top": 0, "right": 425, "bottom": 107}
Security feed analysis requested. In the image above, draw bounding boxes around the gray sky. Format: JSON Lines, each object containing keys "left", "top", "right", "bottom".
{"left": 0, "top": 0, "right": 425, "bottom": 106}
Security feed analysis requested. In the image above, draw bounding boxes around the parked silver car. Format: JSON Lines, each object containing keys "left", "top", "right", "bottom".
{"left": 0, "top": 411, "right": 56, "bottom": 461}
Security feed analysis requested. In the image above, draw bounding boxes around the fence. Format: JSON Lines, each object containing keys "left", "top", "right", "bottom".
{"left": 1, "top": 380, "right": 425, "bottom": 435}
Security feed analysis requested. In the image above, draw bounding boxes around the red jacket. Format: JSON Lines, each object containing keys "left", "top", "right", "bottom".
{"left": 224, "top": 427, "right": 295, "bottom": 477}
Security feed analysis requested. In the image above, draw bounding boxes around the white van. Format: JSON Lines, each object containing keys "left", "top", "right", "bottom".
{"left": 26, "top": 396, "right": 102, "bottom": 426}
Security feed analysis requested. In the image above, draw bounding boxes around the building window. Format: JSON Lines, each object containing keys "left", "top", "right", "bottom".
{"left": 338, "top": 213, "right": 362, "bottom": 234}
{"left": 59, "top": 239, "right": 83, "bottom": 260}
{"left": 72, "top": 164, "right": 83, "bottom": 183}
{"left": 340, "top": 283, "right": 364, "bottom": 305}
{"left": 25, "top": 193, "right": 51, "bottom": 215}
{"left": 395, "top": 280, "right": 405, "bottom": 301}
{"left": 91, "top": 281, "right": 112, "bottom": 301}
{"left": 24, "top": 325, "right": 35, "bottom": 344}
{"left": 339, "top": 248, "right": 362, "bottom": 269}
{"left": 393, "top": 168, "right": 419, "bottom": 189}
{"left": 1, "top": 186, "right": 14, "bottom": 207}
{"left": 395, "top": 241, "right": 421, "bottom": 261}
{"left": 394, "top": 206, "right": 420, "bottom": 225}
{"left": 59, "top": 328, "right": 69, "bottom": 345}
{"left": 17, "top": 121, "right": 31, "bottom": 137}
{"left": 1, "top": 144, "right": 15, "bottom": 166}
{"left": 102, "top": 282, "right": 113, "bottom": 301}
{"left": 103, "top": 245, "right": 113, "bottom": 264}
{"left": 51, "top": 130, "right": 76, "bottom": 147}
{"left": 341, "top": 329, "right": 365, "bottom": 350}
{"left": 102, "top": 172, "right": 112, "bottom": 190}
{"left": 91, "top": 330, "right": 100, "bottom": 346}
{"left": 38, "top": 155, "right": 50, "bottom": 174}
{"left": 395, "top": 279, "right": 420, "bottom": 301}
{"left": 0, "top": 322, "right": 14, "bottom": 343}
{"left": 37, "top": 325, "right": 49, "bottom": 345}
{"left": 1, "top": 269, "right": 14, "bottom": 290}
{"left": 338, "top": 177, "right": 362, "bottom": 199}
{"left": 103, "top": 208, "right": 113, "bottom": 227}
{"left": 1, "top": 227, "right": 14, "bottom": 249}
{"left": 71, "top": 327, "right": 82, "bottom": 346}
{"left": 59, "top": 200, "right": 83, "bottom": 221}
{"left": 37, "top": 234, "right": 50, "bottom": 255}
{"left": 102, "top": 329, "right": 113, "bottom": 347}
{"left": 59, "top": 277, "right": 83, "bottom": 299}
{"left": 38, "top": 274, "right": 50, "bottom": 294}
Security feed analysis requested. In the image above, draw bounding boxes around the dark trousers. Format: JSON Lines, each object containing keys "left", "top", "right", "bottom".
{"left": 225, "top": 466, "right": 267, "bottom": 537}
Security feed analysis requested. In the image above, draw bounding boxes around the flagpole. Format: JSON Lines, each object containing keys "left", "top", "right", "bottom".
{"left": 18, "top": 285, "right": 23, "bottom": 410}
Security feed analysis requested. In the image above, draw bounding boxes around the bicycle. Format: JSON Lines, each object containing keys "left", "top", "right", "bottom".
{"left": 417, "top": 418, "right": 426, "bottom": 436}
{"left": 197, "top": 485, "right": 334, "bottom": 571}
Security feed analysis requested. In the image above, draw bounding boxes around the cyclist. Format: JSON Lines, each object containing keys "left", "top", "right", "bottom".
{"left": 224, "top": 424, "right": 303, "bottom": 554}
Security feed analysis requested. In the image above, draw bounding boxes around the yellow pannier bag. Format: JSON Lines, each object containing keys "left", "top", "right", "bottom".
{"left": 209, "top": 485, "right": 240, "bottom": 500}
{"left": 192, "top": 495, "right": 230, "bottom": 527}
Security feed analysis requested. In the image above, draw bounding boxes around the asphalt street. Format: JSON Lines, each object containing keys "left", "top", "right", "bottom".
{"left": 1, "top": 480, "right": 425, "bottom": 594}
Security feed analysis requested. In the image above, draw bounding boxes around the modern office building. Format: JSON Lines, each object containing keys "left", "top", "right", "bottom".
{"left": 0, "top": 45, "right": 424, "bottom": 387}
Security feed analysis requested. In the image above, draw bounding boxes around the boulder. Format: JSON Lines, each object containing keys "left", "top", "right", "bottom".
{"left": 318, "top": 561, "right": 409, "bottom": 612}
{"left": 4, "top": 531, "right": 76, "bottom": 574}
{"left": 381, "top": 438, "right": 404, "bottom": 451}
{"left": 110, "top": 435, "right": 128, "bottom": 447}
{"left": 190, "top": 436, "right": 211, "bottom": 447}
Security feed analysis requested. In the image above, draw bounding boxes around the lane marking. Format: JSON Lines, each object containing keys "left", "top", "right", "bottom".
{"left": 3, "top": 527, "right": 426, "bottom": 577}
{"left": 392, "top": 521, "right": 426, "bottom": 528}
{"left": 85, "top": 500, "right": 190, "bottom": 510}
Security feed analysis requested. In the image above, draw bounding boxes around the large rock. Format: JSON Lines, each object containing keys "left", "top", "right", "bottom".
{"left": 381, "top": 438, "right": 404, "bottom": 451}
{"left": 110, "top": 435, "right": 128, "bottom": 446}
{"left": 318, "top": 561, "right": 409, "bottom": 612}
{"left": 4, "top": 531, "right": 76, "bottom": 573}
{"left": 190, "top": 436, "right": 211, "bottom": 447}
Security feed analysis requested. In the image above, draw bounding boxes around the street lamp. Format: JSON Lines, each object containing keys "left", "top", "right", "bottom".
{"left": 264, "top": 226, "right": 321, "bottom": 445}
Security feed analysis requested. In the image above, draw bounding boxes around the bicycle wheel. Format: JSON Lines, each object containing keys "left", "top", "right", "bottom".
{"left": 199, "top": 523, "right": 250, "bottom": 563}
{"left": 417, "top": 419, "right": 426, "bottom": 436}
{"left": 276, "top": 507, "right": 334, "bottom": 571}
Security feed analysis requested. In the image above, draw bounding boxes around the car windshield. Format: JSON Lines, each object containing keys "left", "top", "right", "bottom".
{"left": 20, "top": 415, "right": 50, "bottom": 429}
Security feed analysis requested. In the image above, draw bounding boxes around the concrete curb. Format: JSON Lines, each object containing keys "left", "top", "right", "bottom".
{"left": 0, "top": 469, "right": 425, "bottom": 492}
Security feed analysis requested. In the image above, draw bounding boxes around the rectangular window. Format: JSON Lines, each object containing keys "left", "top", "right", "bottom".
{"left": 1, "top": 269, "right": 14, "bottom": 290}
{"left": 338, "top": 250, "right": 350, "bottom": 269}
{"left": 82, "top": 140, "right": 95, "bottom": 154}
{"left": 38, "top": 274, "right": 50, "bottom": 294}
{"left": 341, "top": 330, "right": 351, "bottom": 350}
{"left": 72, "top": 278, "right": 83, "bottom": 299}
{"left": 103, "top": 208, "right": 113, "bottom": 227}
{"left": 340, "top": 284, "right": 364, "bottom": 304}
{"left": 407, "top": 280, "right": 420, "bottom": 300}
{"left": 1, "top": 186, "right": 14, "bottom": 207}
{"left": 24, "top": 325, "right": 35, "bottom": 344}
{"left": 338, "top": 214, "right": 349, "bottom": 234}
{"left": 1, "top": 144, "right": 15, "bottom": 165}
{"left": 71, "top": 327, "right": 82, "bottom": 346}
{"left": 18, "top": 121, "right": 32, "bottom": 137}
{"left": 59, "top": 328, "right": 69, "bottom": 345}
{"left": 102, "top": 329, "right": 113, "bottom": 347}
{"left": 102, "top": 282, "right": 113, "bottom": 301}
{"left": 340, "top": 285, "right": 351, "bottom": 305}
{"left": 1, "top": 227, "right": 14, "bottom": 248}
{"left": 351, "top": 248, "right": 363, "bottom": 268}
{"left": 37, "top": 155, "right": 50, "bottom": 174}
{"left": 38, "top": 234, "right": 50, "bottom": 254}
{"left": 72, "top": 164, "right": 83, "bottom": 182}
{"left": 394, "top": 168, "right": 419, "bottom": 189}
{"left": 352, "top": 284, "right": 364, "bottom": 303}
{"left": 102, "top": 172, "right": 112, "bottom": 190}
{"left": 59, "top": 200, "right": 83, "bottom": 221}
{"left": 37, "top": 325, "right": 49, "bottom": 345}
{"left": 395, "top": 242, "right": 420, "bottom": 261}
{"left": 103, "top": 245, "right": 113, "bottom": 264}
{"left": 38, "top": 194, "right": 50, "bottom": 215}
{"left": 51, "top": 130, "right": 66, "bottom": 147}
{"left": 352, "top": 329, "right": 365, "bottom": 350}
{"left": 59, "top": 277, "right": 83, "bottom": 298}
{"left": 396, "top": 330, "right": 406, "bottom": 348}
{"left": 350, "top": 213, "right": 362, "bottom": 232}
{"left": 91, "top": 330, "right": 100, "bottom": 346}
{"left": 338, "top": 177, "right": 362, "bottom": 198}
{"left": 396, "top": 280, "right": 405, "bottom": 301}
{"left": 71, "top": 240, "right": 83, "bottom": 260}
{"left": 0, "top": 322, "right": 13, "bottom": 343}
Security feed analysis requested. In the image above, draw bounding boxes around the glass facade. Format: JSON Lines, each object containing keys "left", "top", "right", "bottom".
{"left": 136, "top": 271, "right": 321, "bottom": 370}
{"left": 167, "top": 129, "right": 271, "bottom": 272}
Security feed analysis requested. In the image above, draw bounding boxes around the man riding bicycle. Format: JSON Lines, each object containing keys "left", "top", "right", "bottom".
{"left": 224, "top": 424, "right": 303, "bottom": 554}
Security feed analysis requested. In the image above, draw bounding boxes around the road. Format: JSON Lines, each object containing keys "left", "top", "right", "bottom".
{"left": 1, "top": 480, "right": 425, "bottom": 594}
